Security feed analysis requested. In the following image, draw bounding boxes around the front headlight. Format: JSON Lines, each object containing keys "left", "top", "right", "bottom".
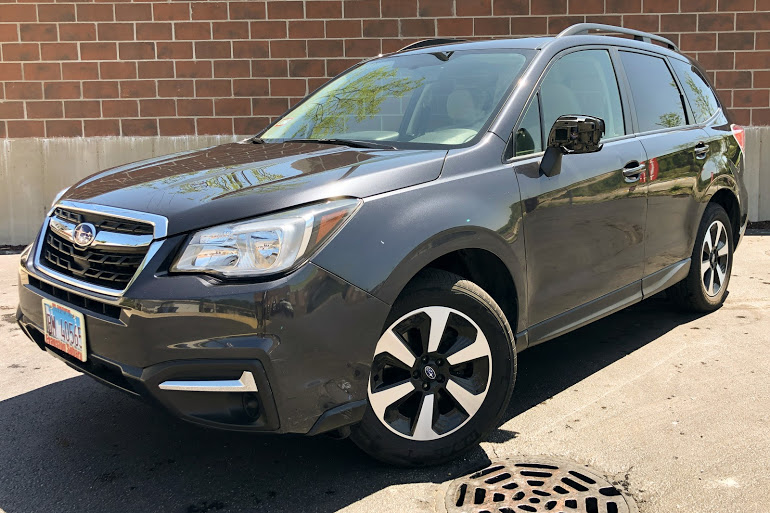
{"left": 171, "top": 198, "right": 361, "bottom": 278}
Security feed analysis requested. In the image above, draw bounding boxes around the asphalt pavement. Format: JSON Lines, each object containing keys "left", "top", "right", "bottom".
{"left": 1, "top": 234, "right": 769, "bottom": 513}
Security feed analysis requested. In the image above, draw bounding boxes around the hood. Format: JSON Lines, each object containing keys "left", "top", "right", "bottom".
{"left": 62, "top": 141, "right": 447, "bottom": 236}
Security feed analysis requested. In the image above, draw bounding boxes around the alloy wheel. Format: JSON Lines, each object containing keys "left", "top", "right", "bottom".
{"left": 367, "top": 306, "right": 492, "bottom": 441}
{"left": 701, "top": 219, "right": 729, "bottom": 297}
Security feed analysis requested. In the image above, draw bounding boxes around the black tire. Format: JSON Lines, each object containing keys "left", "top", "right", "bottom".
{"left": 669, "top": 203, "right": 733, "bottom": 312}
{"left": 351, "top": 269, "right": 516, "bottom": 466}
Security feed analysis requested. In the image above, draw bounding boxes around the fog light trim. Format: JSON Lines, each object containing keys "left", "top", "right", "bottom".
{"left": 158, "top": 371, "right": 258, "bottom": 393}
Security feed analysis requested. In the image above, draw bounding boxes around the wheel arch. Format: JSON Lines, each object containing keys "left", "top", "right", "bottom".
{"left": 707, "top": 186, "right": 741, "bottom": 247}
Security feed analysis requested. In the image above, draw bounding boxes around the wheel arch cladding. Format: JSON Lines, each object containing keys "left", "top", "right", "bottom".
{"left": 708, "top": 187, "right": 741, "bottom": 247}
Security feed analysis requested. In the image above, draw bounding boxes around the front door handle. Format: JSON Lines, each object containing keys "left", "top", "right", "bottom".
{"left": 694, "top": 142, "right": 709, "bottom": 159}
{"left": 622, "top": 161, "right": 646, "bottom": 182}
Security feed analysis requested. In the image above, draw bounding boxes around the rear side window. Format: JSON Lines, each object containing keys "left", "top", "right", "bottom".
{"left": 540, "top": 49, "right": 625, "bottom": 139}
{"left": 670, "top": 59, "right": 720, "bottom": 124}
{"left": 620, "top": 51, "right": 687, "bottom": 133}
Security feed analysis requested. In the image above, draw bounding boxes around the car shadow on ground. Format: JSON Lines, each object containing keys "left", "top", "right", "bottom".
{"left": 0, "top": 296, "right": 701, "bottom": 513}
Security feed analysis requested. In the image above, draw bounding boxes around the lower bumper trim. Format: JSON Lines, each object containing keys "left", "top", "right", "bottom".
{"left": 158, "top": 371, "right": 258, "bottom": 393}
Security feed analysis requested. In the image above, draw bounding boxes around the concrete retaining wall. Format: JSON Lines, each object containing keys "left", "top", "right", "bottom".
{"left": 1, "top": 128, "right": 769, "bottom": 245}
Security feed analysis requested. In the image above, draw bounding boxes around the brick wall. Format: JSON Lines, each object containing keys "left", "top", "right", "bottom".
{"left": 1, "top": 0, "right": 769, "bottom": 139}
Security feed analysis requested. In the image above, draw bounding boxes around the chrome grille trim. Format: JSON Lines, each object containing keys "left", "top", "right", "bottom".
{"left": 47, "top": 215, "right": 153, "bottom": 249}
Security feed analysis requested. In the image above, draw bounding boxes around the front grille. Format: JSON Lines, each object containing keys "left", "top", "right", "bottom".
{"left": 28, "top": 276, "right": 121, "bottom": 320}
{"left": 39, "top": 207, "right": 154, "bottom": 292}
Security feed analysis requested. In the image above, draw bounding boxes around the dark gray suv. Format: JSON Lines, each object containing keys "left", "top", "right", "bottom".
{"left": 16, "top": 24, "right": 748, "bottom": 465}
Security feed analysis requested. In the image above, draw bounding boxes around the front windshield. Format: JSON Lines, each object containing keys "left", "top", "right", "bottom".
{"left": 261, "top": 48, "right": 533, "bottom": 148}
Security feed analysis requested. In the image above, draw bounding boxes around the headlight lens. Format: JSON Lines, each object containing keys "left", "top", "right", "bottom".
{"left": 171, "top": 198, "right": 361, "bottom": 278}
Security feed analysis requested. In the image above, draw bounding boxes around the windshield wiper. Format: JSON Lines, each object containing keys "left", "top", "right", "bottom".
{"left": 283, "top": 138, "right": 396, "bottom": 150}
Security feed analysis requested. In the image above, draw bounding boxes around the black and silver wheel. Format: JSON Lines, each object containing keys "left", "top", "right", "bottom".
{"left": 670, "top": 203, "right": 734, "bottom": 312}
{"left": 351, "top": 269, "right": 516, "bottom": 466}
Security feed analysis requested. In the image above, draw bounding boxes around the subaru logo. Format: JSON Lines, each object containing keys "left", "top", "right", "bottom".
{"left": 423, "top": 366, "right": 437, "bottom": 380}
{"left": 73, "top": 223, "right": 96, "bottom": 247}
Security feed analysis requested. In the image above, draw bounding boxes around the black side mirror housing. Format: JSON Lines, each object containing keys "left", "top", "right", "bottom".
{"left": 540, "top": 115, "right": 605, "bottom": 177}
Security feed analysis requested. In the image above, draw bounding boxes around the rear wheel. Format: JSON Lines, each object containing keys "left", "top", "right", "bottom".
{"left": 351, "top": 269, "right": 516, "bottom": 466}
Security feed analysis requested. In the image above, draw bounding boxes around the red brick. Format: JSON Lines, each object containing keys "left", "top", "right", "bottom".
{"left": 38, "top": 4, "right": 76, "bottom": 22}
{"left": 77, "top": 4, "right": 114, "bottom": 22}
{"left": 102, "top": 99, "right": 138, "bottom": 117}
{"left": 197, "top": 118, "right": 232, "bottom": 135}
{"left": 119, "top": 42, "right": 155, "bottom": 60}
{"left": 718, "top": 32, "right": 754, "bottom": 50}
{"left": 196, "top": 79, "right": 231, "bottom": 97}
{"left": 251, "top": 58, "right": 289, "bottom": 76}
{"left": 661, "top": 13, "right": 697, "bottom": 31}
{"left": 752, "top": 108, "right": 770, "bottom": 125}
{"left": 158, "top": 79, "right": 194, "bottom": 97}
{"left": 343, "top": 0, "right": 379, "bottom": 18}
{"left": 271, "top": 39, "right": 306, "bottom": 58}
{"left": 212, "top": 21, "right": 248, "bottom": 39}
{"left": 419, "top": 0, "right": 454, "bottom": 16}
{"left": 475, "top": 17, "right": 510, "bottom": 35}
{"left": 80, "top": 42, "right": 117, "bottom": 60}
{"left": 754, "top": 71, "right": 770, "bottom": 88}
{"left": 214, "top": 59, "right": 250, "bottom": 77}
{"left": 120, "top": 80, "right": 155, "bottom": 98}
{"left": 115, "top": 4, "right": 151, "bottom": 21}
{"left": 100, "top": 61, "right": 136, "bottom": 79}
{"left": 511, "top": 16, "right": 548, "bottom": 35}
{"left": 177, "top": 98, "right": 213, "bottom": 115}
{"left": 97, "top": 23, "right": 134, "bottom": 41}
{"left": 135, "top": 22, "right": 172, "bottom": 40}
{"left": 363, "top": 19, "right": 399, "bottom": 37}
{"left": 267, "top": 1, "right": 303, "bottom": 19}
{"left": 249, "top": 20, "right": 287, "bottom": 38}
{"left": 159, "top": 118, "right": 195, "bottom": 136}
{"left": 59, "top": 23, "right": 96, "bottom": 41}
{"left": 584, "top": 14, "right": 622, "bottom": 25}
{"left": 233, "top": 78, "right": 269, "bottom": 96}
{"left": 191, "top": 2, "right": 228, "bottom": 20}
{"left": 623, "top": 14, "right": 660, "bottom": 31}
{"left": 382, "top": 0, "right": 417, "bottom": 17}
{"left": 326, "top": 19, "right": 361, "bottom": 38}
{"left": 233, "top": 40, "right": 269, "bottom": 58}
{"left": 716, "top": 70, "right": 752, "bottom": 88}
{"left": 175, "top": 60, "right": 211, "bottom": 78}
{"left": 0, "top": 63, "right": 23, "bottom": 81}
{"left": 532, "top": 0, "right": 566, "bottom": 15}
{"left": 138, "top": 60, "right": 174, "bottom": 78}
{"left": 681, "top": 32, "right": 716, "bottom": 51}
{"left": 195, "top": 41, "right": 230, "bottom": 59}
{"left": 491, "top": 0, "right": 525, "bottom": 15}
{"left": 287, "top": 59, "right": 323, "bottom": 77}
{"left": 40, "top": 43, "right": 77, "bottom": 61}
{"left": 289, "top": 20, "right": 325, "bottom": 38}
{"left": 697, "top": 51, "right": 734, "bottom": 69}
{"left": 122, "top": 118, "right": 158, "bottom": 136}
{"left": 44, "top": 81, "right": 80, "bottom": 99}
{"left": 7, "top": 120, "right": 45, "bottom": 138}
{"left": 24, "top": 62, "right": 60, "bottom": 81}
{"left": 0, "top": 122, "right": 5, "bottom": 139}
{"left": 437, "top": 17, "right": 474, "bottom": 36}
{"left": 0, "top": 24, "right": 18, "bottom": 42}
{"left": 718, "top": 0, "right": 754, "bottom": 10}
{"left": 229, "top": 2, "right": 266, "bottom": 20}
{"left": 83, "top": 81, "right": 119, "bottom": 99}
{"left": 84, "top": 119, "right": 120, "bottom": 137}
{"left": 1, "top": 43, "right": 40, "bottom": 61}
{"left": 156, "top": 41, "right": 192, "bottom": 59}
{"left": 64, "top": 100, "right": 101, "bottom": 118}
{"left": 5, "top": 81, "right": 42, "bottom": 99}
{"left": 345, "top": 37, "right": 380, "bottom": 56}
{"left": 548, "top": 15, "right": 584, "bottom": 33}
{"left": 735, "top": 51, "right": 770, "bottom": 69}
{"left": 27, "top": 100, "right": 63, "bottom": 119}
{"left": 252, "top": 96, "right": 290, "bottom": 116}
{"left": 46, "top": 120, "right": 82, "bottom": 137}
{"left": 698, "top": 12, "right": 734, "bottom": 31}
{"left": 401, "top": 18, "right": 435, "bottom": 37}
{"left": 736, "top": 12, "right": 770, "bottom": 31}
{"left": 757, "top": 32, "right": 770, "bottom": 49}
{"left": 307, "top": 1, "right": 342, "bottom": 18}
{"left": 20, "top": 24, "right": 57, "bottom": 42}
{"left": 2, "top": 4, "right": 37, "bottom": 22}
{"left": 153, "top": 3, "right": 190, "bottom": 21}
{"left": 326, "top": 57, "right": 358, "bottom": 75}
{"left": 139, "top": 98, "right": 175, "bottom": 117}
{"left": 569, "top": 0, "right": 603, "bottom": 13}
{"left": 234, "top": 117, "right": 268, "bottom": 135}
{"left": 175, "top": 22, "right": 211, "bottom": 40}
{"left": 0, "top": 101, "right": 25, "bottom": 119}
{"left": 755, "top": 0, "right": 770, "bottom": 9}
{"left": 303, "top": 37, "right": 340, "bottom": 58}
{"left": 681, "top": 0, "right": 716, "bottom": 11}
{"left": 733, "top": 89, "right": 769, "bottom": 107}
{"left": 269, "top": 78, "right": 305, "bottom": 96}
{"left": 214, "top": 97, "right": 249, "bottom": 116}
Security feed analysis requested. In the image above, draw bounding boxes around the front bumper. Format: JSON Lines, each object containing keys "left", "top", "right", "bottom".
{"left": 17, "top": 236, "right": 389, "bottom": 434}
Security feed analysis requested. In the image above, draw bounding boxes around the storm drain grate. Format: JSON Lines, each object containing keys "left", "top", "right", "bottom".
{"left": 445, "top": 457, "right": 637, "bottom": 513}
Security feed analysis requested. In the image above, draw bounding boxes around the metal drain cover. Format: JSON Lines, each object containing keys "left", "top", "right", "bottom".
{"left": 445, "top": 457, "right": 637, "bottom": 513}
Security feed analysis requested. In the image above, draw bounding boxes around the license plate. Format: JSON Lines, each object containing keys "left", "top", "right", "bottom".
{"left": 42, "top": 299, "right": 87, "bottom": 362}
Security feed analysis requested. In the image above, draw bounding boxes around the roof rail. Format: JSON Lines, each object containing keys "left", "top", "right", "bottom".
{"left": 398, "top": 38, "right": 467, "bottom": 52}
{"left": 557, "top": 23, "right": 679, "bottom": 52}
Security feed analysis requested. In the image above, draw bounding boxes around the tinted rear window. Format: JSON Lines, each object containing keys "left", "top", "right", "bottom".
{"left": 670, "top": 59, "right": 720, "bottom": 124}
{"left": 620, "top": 51, "right": 687, "bottom": 133}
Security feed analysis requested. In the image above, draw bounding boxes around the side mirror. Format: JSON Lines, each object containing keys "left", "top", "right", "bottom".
{"left": 540, "top": 115, "right": 605, "bottom": 177}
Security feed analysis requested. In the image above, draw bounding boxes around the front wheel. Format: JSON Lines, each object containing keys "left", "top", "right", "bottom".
{"left": 351, "top": 269, "right": 516, "bottom": 466}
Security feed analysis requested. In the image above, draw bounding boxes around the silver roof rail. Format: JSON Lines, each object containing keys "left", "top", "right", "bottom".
{"left": 398, "top": 38, "right": 467, "bottom": 52}
{"left": 557, "top": 23, "right": 679, "bottom": 52}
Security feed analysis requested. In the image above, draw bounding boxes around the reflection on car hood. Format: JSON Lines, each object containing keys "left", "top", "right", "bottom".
{"left": 62, "top": 141, "right": 447, "bottom": 236}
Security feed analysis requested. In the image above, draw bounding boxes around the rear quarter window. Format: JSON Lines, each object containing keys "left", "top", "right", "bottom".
{"left": 670, "top": 59, "right": 721, "bottom": 124}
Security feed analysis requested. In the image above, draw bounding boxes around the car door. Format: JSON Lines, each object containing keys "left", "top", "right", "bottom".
{"left": 616, "top": 50, "right": 710, "bottom": 287}
{"left": 511, "top": 48, "right": 648, "bottom": 341}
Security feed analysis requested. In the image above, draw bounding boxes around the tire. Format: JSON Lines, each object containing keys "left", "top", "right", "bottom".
{"left": 669, "top": 203, "right": 734, "bottom": 312}
{"left": 351, "top": 269, "right": 516, "bottom": 466}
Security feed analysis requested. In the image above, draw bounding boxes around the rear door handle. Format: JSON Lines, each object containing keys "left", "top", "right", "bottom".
{"left": 622, "top": 161, "right": 646, "bottom": 182}
{"left": 694, "top": 142, "right": 709, "bottom": 159}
